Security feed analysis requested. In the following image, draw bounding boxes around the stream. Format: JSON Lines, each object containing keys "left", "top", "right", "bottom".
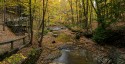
{"left": 53, "top": 49, "right": 95, "bottom": 64}
{"left": 48, "top": 26, "right": 95, "bottom": 64}
{"left": 48, "top": 26, "right": 125, "bottom": 64}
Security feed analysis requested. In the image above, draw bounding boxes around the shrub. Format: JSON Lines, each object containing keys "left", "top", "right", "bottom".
{"left": 92, "top": 27, "right": 116, "bottom": 44}
{"left": 22, "top": 48, "right": 42, "bottom": 64}
{"left": 0, "top": 54, "right": 26, "bottom": 64}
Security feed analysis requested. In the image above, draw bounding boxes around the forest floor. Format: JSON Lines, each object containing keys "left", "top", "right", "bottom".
{"left": 1, "top": 25, "right": 125, "bottom": 64}
{"left": 0, "top": 25, "right": 27, "bottom": 42}
{"left": 36, "top": 25, "right": 125, "bottom": 64}
{"left": 0, "top": 25, "right": 28, "bottom": 54}
{"left": 0, "top": 25, "right": 16, "bottom": 42}
{"left": 37, "top": 25, "right": 125, "bottom": 64}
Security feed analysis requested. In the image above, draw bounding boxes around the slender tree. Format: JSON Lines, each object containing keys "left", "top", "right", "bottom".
{"left": 29, "top": 0, "right": 33, "bottom": 45}
{"left": 3, "top": 0, "right": 6, "bottom": 31}
{"left": 38, "top": 0, "right": 48, "bottom": 47}
{"left": 68, "top": 0, "right": 74, "bottom": 24}
{"left": 76, "top": 0, "right": 78, "bottom": 23}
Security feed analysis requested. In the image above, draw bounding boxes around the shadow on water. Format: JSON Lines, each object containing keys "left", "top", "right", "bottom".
{"left": 54, "top": 49, "right": 95, "bottom": 64}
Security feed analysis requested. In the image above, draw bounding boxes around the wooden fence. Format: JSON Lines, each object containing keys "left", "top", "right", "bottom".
{"left": 0, "top": 35, "right": 30, "bottom": 50}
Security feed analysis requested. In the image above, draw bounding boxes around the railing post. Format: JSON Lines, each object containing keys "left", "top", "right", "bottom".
{"left": 10, "top": 41, "right": 14, "bottom": 49}
{"left": 23, "top": 38, "right": 26, "bottom": 45}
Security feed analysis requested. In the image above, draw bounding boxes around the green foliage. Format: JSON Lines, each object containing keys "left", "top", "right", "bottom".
{"left": 0, "top": 54, "right": 26, "bottom": 64}
{"left": 44, "top": 29, "right": 50, "bottom": 35}
{"left": 23, "top": 48, "right": 42, "bottom": 64}
{"left": 95, "top": 0, "right": 125, "bottom": 29}
{"left": 28, "top": 48, "right": 37, "bottom": 56}
{"left": 92, "top": 0, "right": 125, "bottom": 44}
{"left": 56, "top": 33, "right": 72, "bottom": 43}
{"left": 38, "top": 28, "right": 50, "bottom": 35}
{"left": 93, "top": 27, "right": 114, "bottom": 44}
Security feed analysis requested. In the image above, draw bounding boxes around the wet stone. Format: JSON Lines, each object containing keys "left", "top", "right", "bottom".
{"left": 102, "top": 58, "right": 112, "bottom": 64}
{"left": 53, "top": 34, "right": 58, "bottom": 37}
{"left": 49, "top": 62, "right": 65, "bottom": 64}
{"left": 66, "top": 42, "right": 73, "bottom": 45}
{"left": 48, "top": 32, "right": 54, "bottom": 36}
{"left": 52, "top": 41, "right": 56, "bottom": 44}
{"left": 58, "top": 44, "right": 74, "bottom": 50}
{"left": 45, "top": 51, "right": 61, "bottom": 60}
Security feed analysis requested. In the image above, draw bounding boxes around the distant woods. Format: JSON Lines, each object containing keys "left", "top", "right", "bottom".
{"left": 67, "top": 0, "right": 125, "bottom": 30}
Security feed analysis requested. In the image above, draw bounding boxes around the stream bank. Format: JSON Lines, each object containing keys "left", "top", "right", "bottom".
{"left": 1, "top": 25, "right": 125, "bottom": 64}
{"left": 37, "top": 25, "right": 125, "bottom": 64}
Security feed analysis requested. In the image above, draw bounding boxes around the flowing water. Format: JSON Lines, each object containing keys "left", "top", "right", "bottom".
{"left": 49, "top": 26, "right": 65, "bottom": 31}
{"left": 54, "top": 49, "right": 95, "bottom": 64}
{"left": 49, "top": 26, "right": 95, "bottom": 64}
{"left": 49, "top": 26, "right": 125, "bottom": 64}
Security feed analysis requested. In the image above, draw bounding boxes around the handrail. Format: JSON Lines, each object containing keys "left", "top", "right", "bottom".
{"left": 0, "top": 34, "right": 29, "bottom": 50}
{"left": 0, "top": 35, "right": 28, "bottom": 45}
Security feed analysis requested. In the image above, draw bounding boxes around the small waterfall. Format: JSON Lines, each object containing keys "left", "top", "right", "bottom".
{"left": 54, "top": 49, "right": 70, "bottom": 64}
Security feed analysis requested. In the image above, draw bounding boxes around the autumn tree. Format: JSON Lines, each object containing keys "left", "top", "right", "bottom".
{"left": 38, "top": 0, "right": 48, "bottom": 47}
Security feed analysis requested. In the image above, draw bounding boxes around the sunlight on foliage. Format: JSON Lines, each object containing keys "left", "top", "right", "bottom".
{"left": 0, "top": 53, "right": 26, "bottom": 64}
{"left": 56, "top": 33, "right": 72, "bottom": 43}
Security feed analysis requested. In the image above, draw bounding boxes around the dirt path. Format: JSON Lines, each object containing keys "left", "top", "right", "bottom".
{"left": 0, "top": 25, "right": 28, "bottom": 54}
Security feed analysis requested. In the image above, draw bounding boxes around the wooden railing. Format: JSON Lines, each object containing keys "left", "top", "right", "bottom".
{"left": 0, "top": 34, "right": 30, "bottom": 50}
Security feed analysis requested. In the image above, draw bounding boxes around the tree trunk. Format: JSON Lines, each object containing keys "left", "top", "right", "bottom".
{"left": 3, "top": 0, "right": 6, "bottom": 31}
{"left": 68, "top": 0, "right": 74, "bottom": 24}
{"left": 29, "top": 0, "right": 33, "bottom": 45}
{"left": 76, "top": 0, "right": 78, "bottom": 24}
{"left": 38, "top": 0, "right": 48, "bottom": 47}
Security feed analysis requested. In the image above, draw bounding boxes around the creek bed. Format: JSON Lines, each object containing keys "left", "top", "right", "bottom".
{"left": 53, "top": 49, "right": 95, "bottom": 64}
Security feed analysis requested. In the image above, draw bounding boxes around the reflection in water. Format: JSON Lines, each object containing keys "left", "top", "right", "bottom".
{"left": 48, "top": 26, "right": 66, "bottom": 31}
{"left": 54, "top": 49, "right": 95, "bottom": 64}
